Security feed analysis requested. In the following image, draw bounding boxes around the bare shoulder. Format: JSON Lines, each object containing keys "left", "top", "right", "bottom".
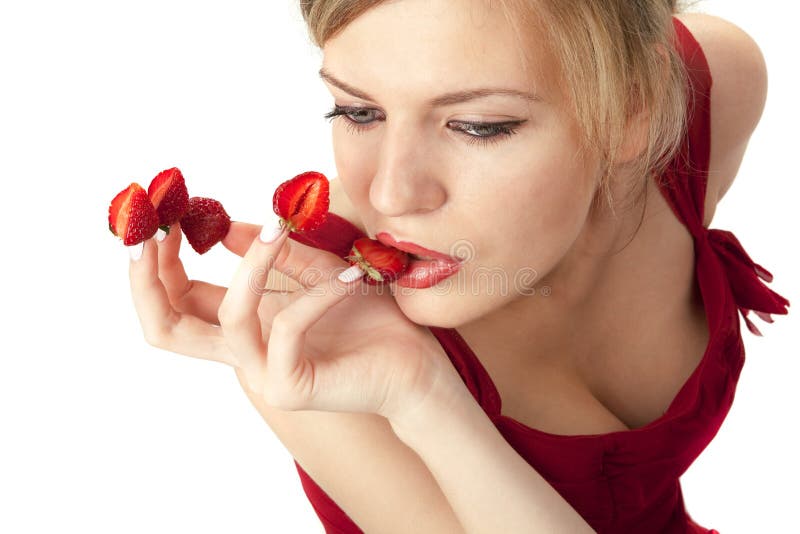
{"left": 674, "top": 12, "right": 768, "bottom": 226}
{"left": 329, "top": 175, "right": 367, "bottom": 234}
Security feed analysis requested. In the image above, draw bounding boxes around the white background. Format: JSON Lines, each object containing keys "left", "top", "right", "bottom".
{"left": 0, "top": 1, "right": 797, "bottom": 532}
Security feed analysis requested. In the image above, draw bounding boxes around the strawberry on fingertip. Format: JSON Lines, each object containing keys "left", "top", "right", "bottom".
{"left": 147, "top": 167, "right": 189, "bottom": 232}
{"left": 272, "top": 171, "right": 330, "bottom": 234}
{"left": 179, "top": 196, "right": 231, "bottom": 255}
{"left": 108, "top": 182, "right": 160, "bottom": 246}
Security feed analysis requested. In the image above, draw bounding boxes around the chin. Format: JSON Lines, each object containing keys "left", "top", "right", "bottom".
{"left": 390, "top": 288, "right": 484, "bottom": 329}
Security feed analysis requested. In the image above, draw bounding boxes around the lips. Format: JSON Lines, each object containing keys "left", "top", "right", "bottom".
{"left": 374, "top": 231, "right": 464, "bottom": 288}
{"left": 375, "top": 232, "right": 459, "bottom": 263}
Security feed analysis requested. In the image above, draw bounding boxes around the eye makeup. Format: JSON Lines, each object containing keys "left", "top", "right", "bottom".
{"left": 324, "top": 104, "right": 525, "bottom": 147}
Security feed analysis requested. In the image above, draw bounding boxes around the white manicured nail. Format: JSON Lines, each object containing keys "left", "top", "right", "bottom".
{"left": 129, "top": 242, "right": 144, "bottom": 261}
{"left": 155, "top": 228, "right": 167, "bottom": 242}
{"left": 260, "top": 217, "right": 284, "bottom": 244}
{"left": 337, "top": 265, "right": 364, "bottom": 283}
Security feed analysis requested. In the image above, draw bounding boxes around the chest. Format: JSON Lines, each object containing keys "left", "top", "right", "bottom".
{"left": 488, "top": 308, "right": 709, "bottom": 436}
{"left": 482, "top": 194, "right": 712, "bottom": 436}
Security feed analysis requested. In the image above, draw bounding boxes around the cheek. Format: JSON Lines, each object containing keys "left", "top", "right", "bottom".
{"left": 475, "top": 137, "right": 597, "bottom": 270}
{"left": 332, "top": 129, "right": 360, "bottom": 175}
{"left": 332, "top": 128, "right": 375, "bottom": 201}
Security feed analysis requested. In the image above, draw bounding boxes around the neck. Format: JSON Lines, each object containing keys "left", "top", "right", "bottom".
{"left": 456, "top": 173, "right": 652, "bottom": 371}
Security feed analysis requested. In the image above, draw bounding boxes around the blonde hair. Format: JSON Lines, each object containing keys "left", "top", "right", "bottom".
{"left": 299, "top": 0, "right": 696, "bottom": 217}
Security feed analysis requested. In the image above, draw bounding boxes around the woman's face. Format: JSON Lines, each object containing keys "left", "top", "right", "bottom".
{"left": 321, "top": 0, "right": 603, "bottom": 328}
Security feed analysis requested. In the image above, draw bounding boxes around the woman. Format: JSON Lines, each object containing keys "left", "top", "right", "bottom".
{"left": 127, "top": 0, "right": 789, "bottom": 531}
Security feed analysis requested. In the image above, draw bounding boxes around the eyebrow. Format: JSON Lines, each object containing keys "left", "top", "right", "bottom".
{"left": 318, "top": 68, "right": 541, "bottom": 106}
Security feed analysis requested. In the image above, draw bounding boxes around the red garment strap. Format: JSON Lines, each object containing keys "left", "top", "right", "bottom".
{"left": 667, "top": 18, "right": 790, "bottom": 336}
{"left": 664, "top": 17, "right": 714, "bottom": 237}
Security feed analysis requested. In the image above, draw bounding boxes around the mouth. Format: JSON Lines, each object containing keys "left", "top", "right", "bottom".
{"left": 375, "top": 231, "right": 461, "bottom": 263}
{"left": 408, "top": 252, "right": 438, "bottom": 261}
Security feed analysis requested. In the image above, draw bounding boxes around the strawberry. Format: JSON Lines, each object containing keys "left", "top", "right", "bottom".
{"left": 147, "top": 167, "right": 189, "bottom": 231}
{"left": 108, "top": 182, "right": 160, "bottom": 246}
{"left": 272, "top": 171, "right": 329, "bottom": 233}
{"left": 345, "top": 237, "right": 410, "bottom": 285}
{"left": 179, "top": 196, "right": 231, "bottom": 254}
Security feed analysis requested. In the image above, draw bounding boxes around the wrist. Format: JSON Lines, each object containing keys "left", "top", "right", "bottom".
{"left": 387, "top": 368, "right": 475, "bottom": 446}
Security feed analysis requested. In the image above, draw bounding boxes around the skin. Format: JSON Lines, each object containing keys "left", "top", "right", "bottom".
{"left": 124, "top": 5, "right": 769, "bottom": 528}
{"left": 322, "top": 0, "right": 650, "bottom": 370}
{"left": 126, "top": 0, "right": 690, "bottom": 433}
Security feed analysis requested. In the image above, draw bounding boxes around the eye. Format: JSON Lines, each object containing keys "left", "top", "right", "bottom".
{"left": 324, "top": 105, "right": 384, "bottom": 134}
{"left": 447, "top": 120, "right": 525, "bottom": 147}
{"left": 323, "top": 105, "right": 525, "bottom": 147}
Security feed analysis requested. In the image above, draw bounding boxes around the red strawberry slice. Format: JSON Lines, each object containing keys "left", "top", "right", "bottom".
{"left": 147, "top": 167, "right": 189, "bottom": 230}
{"left": 272, "top": 171, "right": 329, "bottom": 233}
{"left": 179, "top": 196, "right": 231, "bottom": 254}
{"left": 345, "top": 237, "right": 410, "bottom": 285}
{"left": 108, "top": 182, "right": 160, "bottom": 246}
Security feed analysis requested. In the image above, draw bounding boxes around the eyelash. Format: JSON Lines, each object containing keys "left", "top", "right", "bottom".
{"left": 323, "top": 105, "right": 524, "bottom": 147}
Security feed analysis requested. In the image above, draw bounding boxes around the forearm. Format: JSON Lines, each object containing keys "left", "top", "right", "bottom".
{"left": 389, "top": 385, "right": 595, "bottom": 534}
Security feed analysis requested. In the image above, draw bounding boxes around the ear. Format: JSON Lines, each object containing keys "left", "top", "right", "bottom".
{"left": 612, "top": 43, "right": 671, "bottom": 166}
{"left": 612, "top": 106, "right": 651, "bottom": 165}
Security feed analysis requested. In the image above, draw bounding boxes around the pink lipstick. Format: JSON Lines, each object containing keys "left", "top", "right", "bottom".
{"left": 375, "top": 232, "right": 464, "bottom": 288}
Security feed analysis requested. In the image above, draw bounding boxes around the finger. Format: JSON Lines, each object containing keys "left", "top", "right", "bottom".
{"left": 219, "top": 216, "right": 293, "bottom": 386}
{"left": 222, "top": 221, "right": 261, "bottom": 257}
{"left": 129, "top": 237, "right": 232, "bottom": 365}
{"left": 223, "top": 221, "right": 345, "bottom": 290}
{"left": 155, "top": 221, "right": 226, "bottom": 325}
{"left": 264, "top": 267, "right": 361, "bottom": 410}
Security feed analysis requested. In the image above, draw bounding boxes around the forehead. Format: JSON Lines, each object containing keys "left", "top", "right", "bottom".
{"left": 321, "top": 0, "right": 556, "bottom": 103}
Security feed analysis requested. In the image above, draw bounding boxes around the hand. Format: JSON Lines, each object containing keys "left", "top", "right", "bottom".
{"left": 128, "top": 218, "right": 461, "bottom": 422}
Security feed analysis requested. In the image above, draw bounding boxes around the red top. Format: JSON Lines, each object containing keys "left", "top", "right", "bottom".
{"left": 286, "top": 17, "right": 790, "bottom": 534}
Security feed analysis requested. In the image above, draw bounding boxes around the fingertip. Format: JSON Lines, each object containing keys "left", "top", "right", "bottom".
{"left": 259, "top": 214, "right": 287, "bottom": 244}
{"left": 336, "top": 264, "right": 363, "bottom": 284}
{"left": 156, "top": 225, "right": 182, "bottom": 261}
{"left": 131, "top": 237, "right": 162, "bottom": 267}
{"left": 332, "top": 266, "right": 363, "bottom": 297}
{"left": 128, "top": 241, "right": 144, "bottom": 261}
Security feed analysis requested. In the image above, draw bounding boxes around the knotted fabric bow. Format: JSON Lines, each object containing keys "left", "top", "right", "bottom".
{"left": 707, "top": 228, "right": 790, "bottom": 336}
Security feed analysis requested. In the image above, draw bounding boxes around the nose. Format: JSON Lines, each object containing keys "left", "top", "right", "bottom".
{"left": 368, "top": 120, "right": 446, "bottom": 217}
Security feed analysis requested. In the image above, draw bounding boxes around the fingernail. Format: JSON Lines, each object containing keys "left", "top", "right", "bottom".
{"left": 129, "top": 241, "right": 144, "bottom": 261}
{"left": 155, "top": 228, "right": 167, "bottom": 242}
{"left": 260, "top": 216, "right": 285, "bottom": 244}
{"left": 337, "top": 264, "right": 364, "bottom": 283}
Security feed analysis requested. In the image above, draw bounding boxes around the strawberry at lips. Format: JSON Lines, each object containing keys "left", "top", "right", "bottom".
{"left": 272, "top": 171, "right": 464, "bottom": 289}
